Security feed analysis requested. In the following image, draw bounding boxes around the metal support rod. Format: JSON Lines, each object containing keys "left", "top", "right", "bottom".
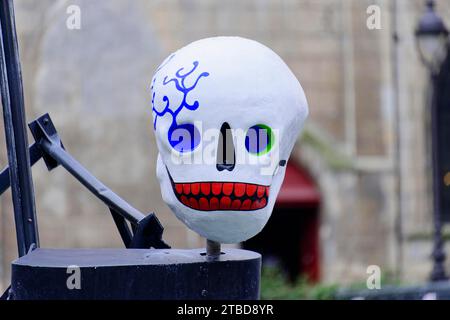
{"left": 109, "top": 208, "right": 133, "bottom": 247}
{"left": 430, "top": 73, "right": 447, "bottom": 282}
{"left": 26, "top": 113, "right": 169, "bottom": 248}
{"left": 0, "top": 114, "right": 170, "bottom": 249}
{"left": 206, "top": 239, "right": 221, "bottom": 261}
{"left": 40, "top": 139, "right": 145, "bottom": 225}
{"left": 0, "top": 0, "right": 38, "bottom": 256}
{"left": 0, "top": 143, "right": 42, "bottom": 195}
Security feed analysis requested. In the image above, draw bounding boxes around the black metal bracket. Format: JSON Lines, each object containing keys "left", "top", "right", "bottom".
{"left": 0, "top": 113, "right": 170, "bottom": 250}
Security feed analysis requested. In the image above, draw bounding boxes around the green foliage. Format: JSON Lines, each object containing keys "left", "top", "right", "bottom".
{"left": 260, "top": 266, "right": 404, "bottom": 300}
{"left": 260, "top": 266, "right": 339, "bottom": 300}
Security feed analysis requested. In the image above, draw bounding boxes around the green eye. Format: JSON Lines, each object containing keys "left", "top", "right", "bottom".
{"left": 245, "top": 124, "right": 274, "bottom": 155}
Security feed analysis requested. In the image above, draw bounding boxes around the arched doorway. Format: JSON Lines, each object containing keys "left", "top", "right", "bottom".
{"left": 243, "top": 161, "right": 321, "bottom": 282}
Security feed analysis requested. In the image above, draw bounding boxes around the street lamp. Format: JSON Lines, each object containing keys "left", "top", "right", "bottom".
{"left": 415, "top": 0, "right": 449, "bottom": 74}
{"left": 415, "top": 0, "right": 450, "bottom": 282}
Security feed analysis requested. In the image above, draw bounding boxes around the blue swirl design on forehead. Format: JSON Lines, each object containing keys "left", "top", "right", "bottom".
{"left": 151, "top": 61, "right": 209, "bottom": 130}
{"left": 151, "top": 60, "right": 209, "bottom": 153}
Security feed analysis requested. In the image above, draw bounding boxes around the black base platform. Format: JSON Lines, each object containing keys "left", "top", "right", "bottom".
{"left": 10, "top": 248, "right": 261, "bottom": 300}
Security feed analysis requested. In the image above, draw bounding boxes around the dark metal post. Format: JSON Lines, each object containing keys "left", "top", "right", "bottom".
{"left": 430, "top": 72, "right": 447, "bottom": 281}
{"left": 0, "top": 0, "right": 38, "bottom": 256}
{"left": 206, "top": 239, "right": 221, "bottom": 261}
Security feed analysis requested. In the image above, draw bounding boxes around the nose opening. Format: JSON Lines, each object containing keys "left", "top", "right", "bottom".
{"left": 216, "top": 122, "right": 235, "bottom": 172}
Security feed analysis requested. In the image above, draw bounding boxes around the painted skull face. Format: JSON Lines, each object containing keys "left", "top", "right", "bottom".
{"left": 151, "top": 37, "right": 308, "bottom": 243}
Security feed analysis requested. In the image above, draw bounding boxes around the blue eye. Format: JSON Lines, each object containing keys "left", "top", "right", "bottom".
{"left": 245, "top": 124, "right": 274, "bottom": 155}
{"left": 168, "top": 123, "right": 200, "bottom": 153}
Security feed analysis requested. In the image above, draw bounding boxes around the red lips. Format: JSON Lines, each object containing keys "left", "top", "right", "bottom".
{"left": 172, "top": 181, "right": 270, "bottom": 211}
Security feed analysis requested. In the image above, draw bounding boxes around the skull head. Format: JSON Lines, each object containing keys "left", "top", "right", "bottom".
{"left": 151, "top": 37, "right": 308, "bottom": 243}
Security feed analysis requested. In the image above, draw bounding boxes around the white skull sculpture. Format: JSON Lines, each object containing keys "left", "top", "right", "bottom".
{"left": 151, "top": 37, "right": 308, "bottom": 244}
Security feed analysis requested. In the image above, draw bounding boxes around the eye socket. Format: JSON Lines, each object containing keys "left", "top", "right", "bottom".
{"left": 168, "top": 123, "right": 200, "bottom": 153}
{"left": 245, "top": 124, "right": 274, "bottom": 155}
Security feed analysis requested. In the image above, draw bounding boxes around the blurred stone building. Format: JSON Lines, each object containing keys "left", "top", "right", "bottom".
{"left": 1, "top": 0, "right": 450, "bottom": 290}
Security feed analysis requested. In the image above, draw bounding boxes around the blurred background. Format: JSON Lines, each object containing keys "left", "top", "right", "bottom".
{"left": 0, "top": 0, "right": 450, "bottom": 298}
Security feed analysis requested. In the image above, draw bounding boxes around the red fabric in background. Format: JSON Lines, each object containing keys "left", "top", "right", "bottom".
{"left": 276, "top": 162, "right": 320, "bottom": 208}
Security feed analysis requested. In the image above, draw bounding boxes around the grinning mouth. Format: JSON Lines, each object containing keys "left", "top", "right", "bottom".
{"left": 166, "top": 168, "right": 269, "bottom": 211}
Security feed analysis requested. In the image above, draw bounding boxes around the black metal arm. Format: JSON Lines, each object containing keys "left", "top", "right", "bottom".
{"left": 0, "top": 143, "right": 42, "bottom": 195}
{"left": 0, "top": 113, "right": 170, "bottom": 250}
